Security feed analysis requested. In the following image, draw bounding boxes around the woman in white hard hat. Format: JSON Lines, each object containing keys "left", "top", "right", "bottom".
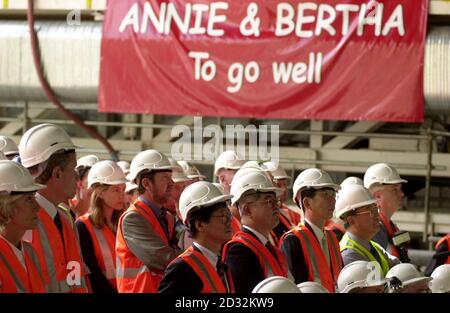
{"left": 0, "top": 160, "right": 46, "bottom": 292}
{"left": 159, "top": 181, "right": 233, "bottom": 293}
{"left": 76, "top": 160, "right": 127, "bottom": 293}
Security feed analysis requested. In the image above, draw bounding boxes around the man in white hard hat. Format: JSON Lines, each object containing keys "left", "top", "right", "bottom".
{"left": 336, "top": 184, "right": 400, "bottom": 275}
{"left": 115, "top": 149, "right": 182, "bottom": 293}
{"left": 386, "top": 263, "right": 432, "bottom": 293}
{"left": 18, "top": 123, "right": 89, "bottom": 292}
{"left": 177, "top": 160, "right": 206, "bottom": 183}
{"left": 263, "top": 161, "right": 301, "bottom": 245}
{"left": 68, "top": 154, "right": 100, "bottom": 219}
{"left": 325, "top": 177, "right": 364, "bottom": 242}
{"left": 364, "top": 163, "right": 410, "bottom": 263}
{"left": 0, "top": 135, "right": 19, "bottom": 160}
{"left": 214, "top": 150, "right": 245, "bottom": 194}
{"left": 280, "top": 168, "right": 343, "bottom": 292}
{"left": 159, "top": 182, "right": 233, "bottom": 293}
{"left": 223, "top": 169, "right": 289, "bottom": 293}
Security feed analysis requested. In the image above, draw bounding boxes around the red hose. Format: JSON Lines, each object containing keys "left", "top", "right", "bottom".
{"left": 26, "top": 0, "right": 118, "bottom": 160}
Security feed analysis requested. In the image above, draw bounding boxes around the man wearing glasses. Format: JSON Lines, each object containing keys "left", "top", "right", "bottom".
{"left": 223, "top": 168, "right": 289, "bottom": 293}
{"left": 159, "top": 182, "right": 233, "bottom": 293}
{"left": 280, "top": 168, "right": 343, "bottom": 293}
{"left": 335, "top": 184, "right": 400, "bottom": 275}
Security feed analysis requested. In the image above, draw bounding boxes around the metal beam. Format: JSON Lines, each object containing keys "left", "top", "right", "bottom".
{"left": 323, "top": 121, "right": 383, "bottom": 149}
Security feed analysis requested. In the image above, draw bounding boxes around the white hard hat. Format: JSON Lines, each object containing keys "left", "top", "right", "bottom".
{"left": 125, "top": 182, "right": 138, "bottom": 193}
{"left": 117, "top": 161, "right": 130, "bottom": 174}
{"left": 230, "top": 168, "right": 281, "bottom": 206}
{"left": 0, "top": 160, "right": 45, "bottom": 194}
{"left": 177, "top": 160, "right": 206, "bottom": 180}
{"left": 127, "top": 149, "right": 172, "bottom": 183}
{"left": 214, "top": 150, "right": 245, "bottom": 176}
{"left": 212, "top": 183, "right": 226, "bottom": 194}
{"left": 241, "top": 160, "right": 266, "bottom": 171}
{"left": 76, "top": 154, "right": 99, "bottom": 169}
{"left": 340, "top": 176, "right": 364, "bottom": 189}
{"left": 337, "top": 260, "right": 388, "bottom": 293}
{"left": 386, "top": 263, "right": 432, "bottom": 288}
{"left": 364, "top": 163, "right": 407, "bottom": 189}
{"left": 0, "top": 151, "right": 6, "bottom": 160}
{"left": 292, "top": 168, "right": 340, "bottom": 203}
{"left": 169, "top": 158, "right": 190, "bottom": 183}
{"left": 297, "top": 281, "right": 329, "bottom": 293}
{"left": 0, "top": 136, "right": 19, "bottom": 156}
{"left": 335, "top": 185, "right": 377, "bottom": 220}
{"left": 179, "top": 181, "right": 232, "bottom": 225}
{"left": 252, "top": 276, "right": 300, "bottom": 293}
{"left": 430, "top": 264, "right": 450, "bottom": 293}
{"left": 263, "top": 161, "right": 290, "bottom": 180}
{"left": 88, "top": 160, "right": 128, "bottom": 188}
{"left": 19, "top": 123, "right": 77, "bottom": 168}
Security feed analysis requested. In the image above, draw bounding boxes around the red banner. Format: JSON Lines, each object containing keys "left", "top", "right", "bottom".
{"left": 99, "top": 0, "right": 428, "bottom": 122}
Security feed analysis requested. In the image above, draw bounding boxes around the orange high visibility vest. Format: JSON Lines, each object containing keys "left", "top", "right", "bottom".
{"left": 77, "top": 214, "right": 117, "bottom": 289}
{"left": 231, "top": 216, "right": 241, "bottom": 234}
{"left": 0, "top": 237, "right": 45, "bottom": 293}
{"left": 436, "top": 234, "right": 450, "bottom": 264}
{"left": 379, "top": 212, "right": 401, "bottom": 258}
{"left": 177, "top": 246, "right": 227, "bottom": 293}
{"left": 29, "top": 208, "right": 88, "bottom": 293}
{"left": 282, "top": 205, "right": 301, "bottom": 226}
{"left": 223, "top": 231, "right": 288, "bottom": 279}
{"left": 287, "top": 224, "right": 342, "bottom": 293}
{"left": 116, "top": 200, "right": 175, "bottom": 293}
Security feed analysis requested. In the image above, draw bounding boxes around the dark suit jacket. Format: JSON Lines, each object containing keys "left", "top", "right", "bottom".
{"left": 223, "top": 228, "right": 271, "bottom": 293}
{"left": 158, "top": 245, "right": 204, "bottom": 293}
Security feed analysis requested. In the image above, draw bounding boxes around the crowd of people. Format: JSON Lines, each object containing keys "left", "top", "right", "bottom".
{"left": 0, "top": 123, "right": 449, "bottom": 293}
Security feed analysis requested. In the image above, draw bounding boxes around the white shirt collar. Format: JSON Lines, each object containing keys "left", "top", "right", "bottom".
{"left": 0, "top": 235, "right": 26, "bottom": 270}
{"left": 192, "top": 242, "right": 218, "bottom": 267}
{"left": 305, "top": 218, "right": 325, "bottom": 242}
{"left": 243, "top": 225, "right": 269, "bottom": 246}
{"left": 35, "top": 193, "right": 58, "bottom": 219}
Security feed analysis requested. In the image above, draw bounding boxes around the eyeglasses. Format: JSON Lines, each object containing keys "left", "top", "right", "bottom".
{"left": 353, "top": 206, "right": 380, "bottom": 217}
{"left": 250, "top": 198, "right": 282, "bottom": 208}
{"left": 210, "top": 211, "right": 233, "bottom": 224}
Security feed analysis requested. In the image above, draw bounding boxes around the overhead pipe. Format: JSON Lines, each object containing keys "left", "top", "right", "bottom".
{"left": 26, "top": 0, "right": 117, "bottom": 160}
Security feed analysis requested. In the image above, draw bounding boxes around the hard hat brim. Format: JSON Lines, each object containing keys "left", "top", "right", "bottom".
{"left": 336, "top": 198, "right": 377, "bottom": 220}
{"left": 232, "top": 186, "right": 282, "bottom": 206}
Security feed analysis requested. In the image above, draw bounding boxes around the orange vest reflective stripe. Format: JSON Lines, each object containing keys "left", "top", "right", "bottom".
{"left": 223, "top": 231, "right": 288, "bottom": 278}
{"left": 77, "top": 214, "right": 117, "bottom": 289}
{"left": 379, "top": 212, "right": 401, "bottom": 258}
{"left": 0, "top": 237, "right": 45, "bottom": 293}
{"left": 289, "top": 224, "right": 342, "bottom": 293}
{"left": 230, "top": 216, "right": 241, "bottom": 234}
{"left": 436, "top": 235, "right": 450, "bottom": 265}
{"left": 177, "top": 246, "right": 227, "bottom": 293}
{"left": 116, "top": 200, "right": 175, "bottom": 293}
{"left": 29, "top": 208, "right": 88, "bottom": 293}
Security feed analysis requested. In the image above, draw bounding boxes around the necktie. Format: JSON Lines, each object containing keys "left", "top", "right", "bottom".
{"left": 159, "top": 207, "right": 170, "bottom": 239}
{"left": 216, "top": 257, "right": 230, "bottom": 292}
{"left": 53, "top": 212, "right": 64, "bottom": 242}
{"left": 265, "top": 242, "right": 279, "bottom": 261}
{"left": 321, "top": 234, "right": 330, "bottom": 266}
{"left": 370, "top": 244, "right": 382, "bottom": 266}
